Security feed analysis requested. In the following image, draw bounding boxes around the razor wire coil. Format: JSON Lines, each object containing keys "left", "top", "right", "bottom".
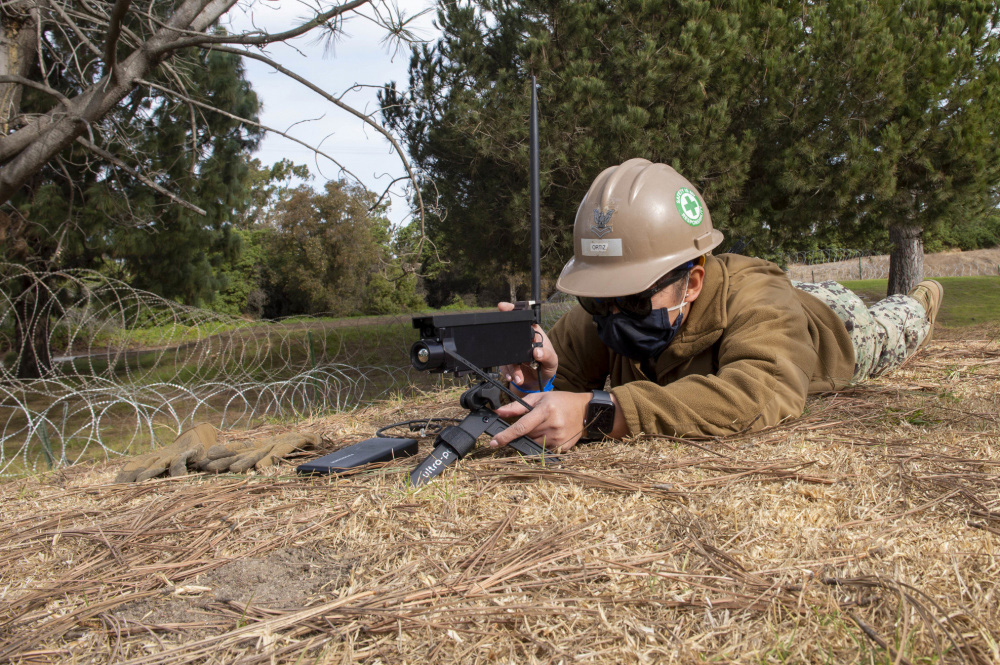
{"left": 0, "top": 264, "right": 428, "bottom": 475}
{"left": 2, "top": 251, "right": 996, "bottom": 475}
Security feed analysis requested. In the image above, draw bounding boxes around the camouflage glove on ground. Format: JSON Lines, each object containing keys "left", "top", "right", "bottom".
{"left": 115, "top": 423, "right": 217, "bottom": 483}
{"left": 197, "top": 432, "right": 319, "bottom": 473}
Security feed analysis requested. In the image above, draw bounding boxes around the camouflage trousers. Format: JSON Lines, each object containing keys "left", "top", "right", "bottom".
{"left": 792, "top": 281, "right": 931, "bottom": 382}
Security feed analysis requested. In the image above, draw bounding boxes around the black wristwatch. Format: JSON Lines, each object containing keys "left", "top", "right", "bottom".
{"left": 584, "top": 390, "right": 616, "bottom": 440}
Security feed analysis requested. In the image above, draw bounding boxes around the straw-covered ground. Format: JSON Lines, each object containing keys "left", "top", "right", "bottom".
{"left": 1, "top": 326, "right": 998, "bottom": 664}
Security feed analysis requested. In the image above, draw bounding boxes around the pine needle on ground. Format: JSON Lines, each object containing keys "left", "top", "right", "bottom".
{"left": 1, "top": 329, "right": 998, "bottom": 664}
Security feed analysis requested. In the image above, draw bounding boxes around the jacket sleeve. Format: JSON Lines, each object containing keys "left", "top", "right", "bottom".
{"left": 611, "top": 278, "right": 818, "bottom": 437}
{"left": 547, "top": 305, "right": 610, "bottom": 393}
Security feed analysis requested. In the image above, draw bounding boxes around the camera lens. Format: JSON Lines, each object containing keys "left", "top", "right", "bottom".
{"left": 410, "top": 340, "right": 444, "bottom": 370}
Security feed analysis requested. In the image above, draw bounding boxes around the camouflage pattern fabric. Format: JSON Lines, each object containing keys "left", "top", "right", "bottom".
{"left": 792, "top": 280, "right": 931, "bottom": 381}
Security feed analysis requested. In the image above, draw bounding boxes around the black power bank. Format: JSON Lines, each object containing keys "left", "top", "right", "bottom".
{"left": 296, "top": 437, "right": 419, "bottom": 475}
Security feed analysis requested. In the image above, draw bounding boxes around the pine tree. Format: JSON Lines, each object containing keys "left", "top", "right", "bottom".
{"left": 385, "top": 0, "right": 1000, "bottom": 299}
{"left": 382, "top": 0, "right": 806, "bottom": 302}
{"left": 758, "top": 0, "right": 1000, "bottom": 294}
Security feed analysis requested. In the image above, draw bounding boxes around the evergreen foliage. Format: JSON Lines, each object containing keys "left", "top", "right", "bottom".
{"left": 383, "top": 0, "right": 1000, "bottom": 301}
{"left": 213, "top": 228, "right": 271, "bottom": 318}
{"left": 234, "top": 158, "right": 313, "bottom": 230}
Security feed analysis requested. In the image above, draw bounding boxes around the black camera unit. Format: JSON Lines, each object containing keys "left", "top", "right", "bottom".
{"left": 406, "top": 306, "right": 549, "bottom": 486}
{"left": 410, "top": 310, "right": 537, "bottom": 375}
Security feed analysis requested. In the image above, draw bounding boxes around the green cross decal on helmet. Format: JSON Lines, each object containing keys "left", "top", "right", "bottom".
{"left": 675, "top": 188, "right": 704, "bottom": 226}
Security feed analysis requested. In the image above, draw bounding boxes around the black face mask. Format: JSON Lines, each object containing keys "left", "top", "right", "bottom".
{"left": 594, "top": 307, "right": 685, "bottom": 361}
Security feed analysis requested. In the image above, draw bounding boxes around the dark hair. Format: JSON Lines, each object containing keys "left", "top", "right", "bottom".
{"left": 657, "top": 260, "right": 695, "bottom": 288}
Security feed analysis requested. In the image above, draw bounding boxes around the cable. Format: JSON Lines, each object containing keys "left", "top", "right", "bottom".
{"left": 375, "top": 418, "right": 460, "bottom": 439}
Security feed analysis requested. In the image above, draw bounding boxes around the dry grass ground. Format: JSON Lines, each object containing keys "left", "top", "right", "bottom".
{"left": 1, "top": 327, "right": 998, "bottom": 664}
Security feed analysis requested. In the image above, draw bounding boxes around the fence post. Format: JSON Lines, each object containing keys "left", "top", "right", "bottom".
{"left": 38, "top": 423, "right": 56, "bottom": 469}
{"left": 859, "top": 256, "right": 863, "bottom": 280}
{"left": 812, "top": 269, "right": 816, "bottom": 283}
{"left": 307, "top": 330, "right": 318, "bottom": 411}
{"left": 307, "top": 330, "right": 317, "bottom": 369}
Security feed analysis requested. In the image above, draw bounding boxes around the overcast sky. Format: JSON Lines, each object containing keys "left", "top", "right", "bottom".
{"left": 223, "top": 0, "right": 440, "bottom": 227}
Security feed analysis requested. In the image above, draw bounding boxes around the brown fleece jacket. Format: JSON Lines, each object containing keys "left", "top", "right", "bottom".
{"left": 549, "top": 254, "right": 855, "bottom": 437}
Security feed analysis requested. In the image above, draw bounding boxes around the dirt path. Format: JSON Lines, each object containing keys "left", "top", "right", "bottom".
{"left": 788, "top": 247, "right": 1000, "bottom": 281}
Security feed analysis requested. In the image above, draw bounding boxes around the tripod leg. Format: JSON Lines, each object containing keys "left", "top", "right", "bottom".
{"left": 408, "top": 409, "right": 553, "bottom": 487}
{"left": 408, "top": 412, "right": 489, "bottom": 486}
{"left": 409, "top": 443, "right": 461, "bottom": 486}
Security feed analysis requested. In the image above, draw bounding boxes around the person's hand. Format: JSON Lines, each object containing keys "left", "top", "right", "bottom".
{"left": 197, "top": 432, "right": 319, "bottom": 473}
{"left": 496, "top": 301, "right": 558, "bottom": 391}
{"left": 115, "top": 423, "right": 216, "bottom": 482}
{"left": 489, "top": 391, "right": 591, "bottom": 452}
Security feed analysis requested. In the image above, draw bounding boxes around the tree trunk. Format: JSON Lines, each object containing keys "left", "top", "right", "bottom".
{"left": 0, "top": 10, "right": 39, "bottom": 134}
{"left": 12, "top": 275, "right": 53, "bottom": 380}
{"left": 886, "top": 224, "right": 924, "bottom": 296}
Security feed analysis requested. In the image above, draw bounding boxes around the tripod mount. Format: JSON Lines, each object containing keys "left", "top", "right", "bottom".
{"left": 408, "top": 380, "right": 550, "bottom": 486}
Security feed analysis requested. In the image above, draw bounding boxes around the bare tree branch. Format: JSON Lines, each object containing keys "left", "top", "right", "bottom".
{"left": 44, "top": 0, "right": 103, "bottom": 59}
{"left": 104, "top": 0, "right": 133, "bottom": 82}
{"left": 0, "top": 74, "right": 70, "bottom": 107}
{"left": 75, "top": 135, "right": 207, "bottom": 215}
{"left": 136, "top": 77, "right": 366, "bottom": 186}
{"left": 206, "top": 45, "right": 427, "bottom": 254}
{"left": 153, "top": 0, "right": 372, "bottom": 54}
{"left": 0, "top": 0, "right": 234, "bottom": 201}
{"left": 370, "top": 174, "right": 408, "bottom": 211}
{"left": 1, "top": 0, "right": 430, "bottom": 273}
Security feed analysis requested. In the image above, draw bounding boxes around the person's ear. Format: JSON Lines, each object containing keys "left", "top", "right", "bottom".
{"left": 684, "top": 266, "right": 705, "bottom": 302}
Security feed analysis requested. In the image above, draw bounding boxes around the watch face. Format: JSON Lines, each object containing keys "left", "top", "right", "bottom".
{"left": 587, "top": 399, "right": 616, "bottom": 438}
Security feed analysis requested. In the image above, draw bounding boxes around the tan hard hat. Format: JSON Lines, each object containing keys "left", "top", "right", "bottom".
{"left": 556, "top": 158, "right": 725, "bottom": 297}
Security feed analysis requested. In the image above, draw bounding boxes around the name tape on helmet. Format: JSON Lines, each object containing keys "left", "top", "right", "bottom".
{"left": 582, "top": 238, "right": 623, "bottom": 257}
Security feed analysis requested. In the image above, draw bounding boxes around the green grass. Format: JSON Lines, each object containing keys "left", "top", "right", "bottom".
{"left": 838, "top": 276, "right": 1000, "bottom": 327}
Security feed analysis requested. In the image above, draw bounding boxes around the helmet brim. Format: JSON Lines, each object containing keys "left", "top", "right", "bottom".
{"left": 556, "top": 230, "right": 724, "bottom": 297}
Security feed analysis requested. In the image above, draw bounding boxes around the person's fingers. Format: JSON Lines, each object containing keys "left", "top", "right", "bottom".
{"left": 501, "top": 364, "right": 525, "bottom": 382}
{"left": 528, "top": 324, "right": 558, "bottom": 374}
{"left": 494, "top": 401, "right": 529, "bottom": 420}
{"left": 497, "top": 301, "right": 514, "bottom": 312}
{"left": 531, "top": 324, "right": 546, "bottom": 362}
{"left": 490, "top": 408, "right": 545, "bottom": 448}
{"left": 494, "top": 391, "right": 542, "bottom": 419}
